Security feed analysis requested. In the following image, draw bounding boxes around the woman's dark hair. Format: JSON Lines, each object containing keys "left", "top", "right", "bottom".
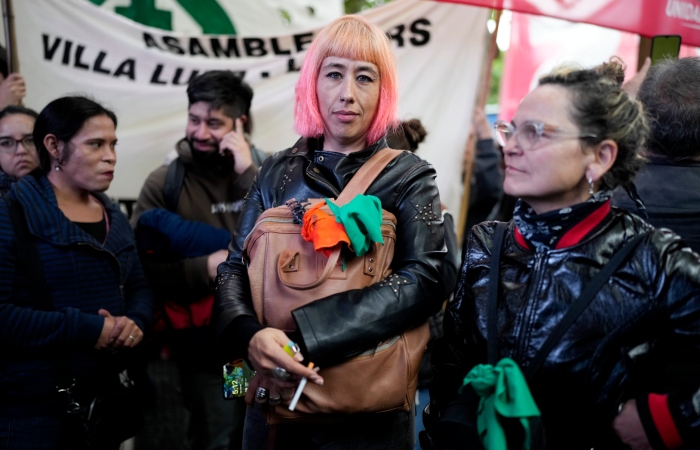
{"left": 386, "top": 119, "right": 427, "bottom": 153}
{"left": 637, "top": 57, "right": 700, "bottom": 163}
{"left": 33, "top": 96, "right": 117, "bottom": 173}
{"left": 538, "top": 59, "right": 648, "bottom": 190}
{"left": 0, "top": 105, "right": 39, "bottom": 121}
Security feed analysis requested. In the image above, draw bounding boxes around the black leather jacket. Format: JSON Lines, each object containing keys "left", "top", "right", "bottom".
{"left": 214, "top": 137, "right": 447, "bottom": 367}
{"left": 430, "top": 209, "right": 700, "bottom": 449}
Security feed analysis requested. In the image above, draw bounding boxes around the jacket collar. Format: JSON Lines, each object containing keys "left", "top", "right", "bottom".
{"left": 12, "top": 174, "right": 133, "bottom": 253}
{"left": 515, "top": 201, "right": 612, "bottom": 251}
{"left": 287, "top": 136, "right": 390, "bottom": 196}
{"left": 288, "top": 136, "right": 389, "bottom": 159}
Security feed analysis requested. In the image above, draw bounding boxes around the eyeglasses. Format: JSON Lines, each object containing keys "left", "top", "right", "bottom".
{"left": 493, "top": 120, "right": 596, "bottom": 151}
{"left": 0, "top": 136, "right": 35, "bottom": 154}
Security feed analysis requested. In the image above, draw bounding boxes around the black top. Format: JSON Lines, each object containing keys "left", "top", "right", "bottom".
{"left": 74, "top": 218, "right": 107, "bottom": 243}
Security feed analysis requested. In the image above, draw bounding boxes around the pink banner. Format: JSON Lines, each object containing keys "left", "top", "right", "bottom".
{"left": 498, "top": 12, "right": 640, "bottom": 121}
{"left": 435, "top": 0, "right": 700, "bottom": 47}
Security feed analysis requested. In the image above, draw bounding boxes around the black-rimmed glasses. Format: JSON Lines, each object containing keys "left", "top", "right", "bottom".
{"left": 494, "top": 120, "right": 596, "bottom": 151}
{"left": 0, "top": 136, "right": 35, "bottom": 154}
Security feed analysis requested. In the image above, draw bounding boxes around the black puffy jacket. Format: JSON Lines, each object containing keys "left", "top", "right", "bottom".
{"left": 214, "top": 137, "right": 447, "bottom": 367}
{"left": 430, "top": 207, "right": 700, "bottom": 449}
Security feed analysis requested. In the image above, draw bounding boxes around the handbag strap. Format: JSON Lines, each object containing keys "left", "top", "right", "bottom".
{"left": 487, "top": 222, "right": 508, "bottom": 366}
{"left": 334, "top": 148, "right": 402, "bottom": 206}
{"left": 485, "top": 220, "right": 647, "bottom": 379}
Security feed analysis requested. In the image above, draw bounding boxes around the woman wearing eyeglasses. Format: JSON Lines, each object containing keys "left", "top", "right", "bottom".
{"left": 423, "top": 61, "right": 700, "bottom": 450}
{"left": 0, "top": 106, "right": 39, "bottom": 195}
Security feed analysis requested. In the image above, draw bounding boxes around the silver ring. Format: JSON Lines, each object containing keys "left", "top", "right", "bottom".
{"left": 255, "top": 387, "right": 269, "bottom": 403}
{"left": 128, "top": 335, "right": 136, "bottom": 341}
{"left": 268, "top": 396, "right": 282, "bottom": 406}
{"left": 271, "top": 367, "right": 291, "bottom": 380}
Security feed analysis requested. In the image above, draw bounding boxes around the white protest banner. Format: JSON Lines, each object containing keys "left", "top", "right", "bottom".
{"left": 91, "top": 0, "right": 343, "bottom": 36}
{"left": 15, "top": 0, "right": 487, "bottom": 214}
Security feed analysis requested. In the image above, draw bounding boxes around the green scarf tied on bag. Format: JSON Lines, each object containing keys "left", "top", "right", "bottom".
{"left": 460, "top": 357, "right": 541, "bottom": 450}
{"left": 326, "top": 195, "right": 384, "bottom": 257}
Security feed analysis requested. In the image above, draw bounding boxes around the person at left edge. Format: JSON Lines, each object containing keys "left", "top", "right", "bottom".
{"left": 0, "top": 96, "right": 153, "bottom": 449}
{"left": 0, "top": 106, "right": 40, "bottom": 195}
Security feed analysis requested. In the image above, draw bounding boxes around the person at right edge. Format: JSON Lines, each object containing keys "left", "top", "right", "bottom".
{"left": 214, "top": 15, "right": 446, "bottom": 449}
{"left": 424, "top": 60, "right": 700, "bottom": 450}
{"left": 612, "top": 57, "right": 700, "bottom": 253}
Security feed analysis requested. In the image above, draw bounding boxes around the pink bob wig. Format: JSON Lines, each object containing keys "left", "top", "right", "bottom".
{"left": 294, "top": 15, "right": 399, "bottom": 146}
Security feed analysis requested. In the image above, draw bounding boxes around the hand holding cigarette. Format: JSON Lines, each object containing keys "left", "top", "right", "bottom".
{"left": 289, "top": 362, "right": 316, "bottom": 411}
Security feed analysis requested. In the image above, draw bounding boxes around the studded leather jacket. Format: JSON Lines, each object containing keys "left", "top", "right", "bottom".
{"left": 214, "top": 137, "right": 447, "bottom": 367}
{"left": 429, "top": 209, "right": 700, "bottom": 449}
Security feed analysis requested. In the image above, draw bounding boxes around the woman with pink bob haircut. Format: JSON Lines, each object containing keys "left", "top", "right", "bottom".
{"left": 215, "top": 14, "right": 448, "bottom": 449}
{"left": 294, "top": 14, "right": 399, "bottom": 146}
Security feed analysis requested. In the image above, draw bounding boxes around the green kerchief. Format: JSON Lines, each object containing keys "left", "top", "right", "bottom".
{"left": 325, "top": 195, "right": 384, "bottom": 257}
{"left": 460, "top": 358, "right": 541, "bottom": 450}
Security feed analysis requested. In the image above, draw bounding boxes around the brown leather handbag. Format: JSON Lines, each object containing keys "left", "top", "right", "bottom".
{"left": 242, "top": 148, "right": 429, "bottom": 421}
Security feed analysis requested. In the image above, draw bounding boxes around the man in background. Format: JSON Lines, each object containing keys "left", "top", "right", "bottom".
{"left": 131, "top": 70, "right": 266, "bottom": 450}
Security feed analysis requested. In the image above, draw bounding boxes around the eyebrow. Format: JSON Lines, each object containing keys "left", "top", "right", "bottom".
{"left": 322, "top": 62, "right": 379, "bottom": 78}
{"left": 0, "top": 134, "right": 32, "bottom": 138}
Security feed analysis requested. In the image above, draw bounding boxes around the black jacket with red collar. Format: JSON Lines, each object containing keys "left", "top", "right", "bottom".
{"left": 214, "top": 136, "right": 447, "bottom": 368}
{"left": 429, "top": 203, "right": 700, "bottom": 449}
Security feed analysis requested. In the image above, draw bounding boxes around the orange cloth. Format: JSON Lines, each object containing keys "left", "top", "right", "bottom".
{"left": 301, "top": 201, "right": 350, "bottom": 257}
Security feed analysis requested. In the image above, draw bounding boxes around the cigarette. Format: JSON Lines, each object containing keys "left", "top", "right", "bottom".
{"left": 288, "top": 362, "right": 314, "bottom": 411}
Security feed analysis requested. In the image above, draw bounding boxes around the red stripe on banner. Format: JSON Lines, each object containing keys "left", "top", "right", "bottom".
{"left": 648, "top": 393, "right": 684, "bottom": 449}
{"left": 431, "top": 0, "right": 700, "bottom": 47}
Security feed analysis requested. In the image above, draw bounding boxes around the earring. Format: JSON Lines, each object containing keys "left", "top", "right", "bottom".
{"left": 588, "top": 177, "right": 595, "bottom": 195}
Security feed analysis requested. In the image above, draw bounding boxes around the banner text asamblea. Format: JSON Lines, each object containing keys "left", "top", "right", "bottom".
{"left": 39, "top": 18, "right": 431, "bottom": 86}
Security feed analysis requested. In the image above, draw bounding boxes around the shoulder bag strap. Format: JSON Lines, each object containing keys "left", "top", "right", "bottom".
{"left": 487, "top": 222, "right": 508, "bottom": 366}
{"left": 524, "top": 232, "right": 648, "bottom": 380}
{"left": 6, "top": 196, "right": 53, "bottom": 310}
{"left": 334, "top": 148, "right": 403, "bottom": 206}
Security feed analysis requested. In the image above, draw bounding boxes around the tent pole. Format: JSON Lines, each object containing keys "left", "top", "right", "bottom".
{"left": 457, "top": 9, "right": 501, "bottom": 243}
{"left": 2, "top": 0, "right": 17, "bottom": 74}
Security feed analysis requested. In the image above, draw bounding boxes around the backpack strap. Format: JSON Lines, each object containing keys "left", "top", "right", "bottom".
{"left": 486, "top": 222, "right": 647, "bottom": 380}
{"left": 487, "top": 222, "right": 508, "bottom": 366}
{"left": 164, "top": 157, "right": 185, "bottom": 212}
{"left": 334, "top": 148, "right": 402, "bottom": 206}
{"left": 523, "top": 232, "right": 647, "bottom": 380}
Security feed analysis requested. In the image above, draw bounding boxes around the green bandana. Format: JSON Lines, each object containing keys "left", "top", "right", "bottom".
{"left": 460, "top": 358, "right": 541, "bottom": 450}
{"left": 325, "top": 195, "right": 384, "bottom": 256}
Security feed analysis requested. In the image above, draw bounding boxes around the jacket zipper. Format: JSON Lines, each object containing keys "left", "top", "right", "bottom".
{"left": 514, "top": 250, "right": 547, "bottom": 366}
{"left": 307, "top": 167, "right": 341, "bottom": 198}
{"left": 77, "top": 242, "right": 124, "bottom": 299}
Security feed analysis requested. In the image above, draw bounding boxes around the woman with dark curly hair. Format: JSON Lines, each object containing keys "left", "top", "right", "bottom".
{"left": 423, "top": 61, "right": 700, "bottom": 450}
